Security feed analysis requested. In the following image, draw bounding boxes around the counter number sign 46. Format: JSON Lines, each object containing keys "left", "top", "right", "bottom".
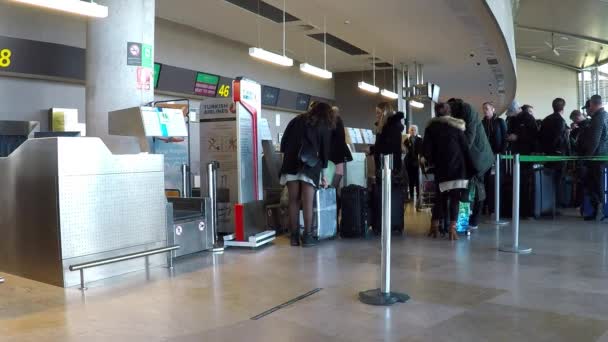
{"left": 0, "top": 48, "right": 12, "bottom": 68}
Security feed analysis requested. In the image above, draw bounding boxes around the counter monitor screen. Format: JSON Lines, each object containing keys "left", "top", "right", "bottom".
{"left": 262, "top": 86, "right": 280, "bottom": 107}
{"left": 153, "top": 63, "right": 162, "bottom": 89}
{"left": 194, "top": 72, "right": 220, "bottom": 97}
{"left": 296, "top": 93, "right": 311, "bottom": 112}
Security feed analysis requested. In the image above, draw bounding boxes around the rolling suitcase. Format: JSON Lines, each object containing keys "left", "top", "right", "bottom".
{"left": 371, "top": 183, "right": 405, "bottom": 235}
{"left": 340, "top": 185, "right": 370, "bottom": 238}
{"left": 580, "top": 166, "right": 608, "bottom": 220}
{"left": 533, "top": 166, "right": 556, "bottom": 218}
{"left": 310, "top": 188, "right": 338, "bottom": 240}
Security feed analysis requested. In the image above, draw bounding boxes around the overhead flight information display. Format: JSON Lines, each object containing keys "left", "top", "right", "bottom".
{"left": 262, "top": 86, "right": 280, "bottom": 107}
{"left": 194, "top": 72, "right": 220, "bottom": 97}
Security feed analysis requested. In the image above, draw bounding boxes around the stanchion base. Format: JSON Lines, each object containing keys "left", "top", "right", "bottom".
{"left": 359, "top": 289, "right": 410, "bottom": 306}
{"left": 207, "top": 244, "right": 225, "bottom": 253}
{"left": 0, "top": 277, "right": 4, "bottom": 283}
{"left": 499, "top": 245, "right": 532, "bottom": 254}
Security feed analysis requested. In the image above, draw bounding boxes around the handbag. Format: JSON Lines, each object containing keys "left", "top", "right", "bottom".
{"left": 298, "top": 132, "right": 320, "bottom": 168}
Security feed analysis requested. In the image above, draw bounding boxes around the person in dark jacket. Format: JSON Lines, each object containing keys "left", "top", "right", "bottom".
{"left": 570, "top": 109, "right": 591, "bottom": 155}
{"left": 580, "top": 95, "right": 608, "bottom": 220}
{"left": 280, "top": 102, "right": 335, "bottom": 247}
{"left": 481, "top": 102, "right": 507, "bottom": 214}
{"left": 506, "top": 103, "right": 538, "bottom": 218}
{"left": 327, "top": 106, "right": 353, "bottom": 187}
{"left": 423, "top": 102, "right": 474, "bottom": 240}
{"left": 371, "top": 103, "right": 405, "bottom": 184}
{"left": 404, "top": 125, "right": 423, "bottom": 200}
{"left": 539, "top": 98, "right": 570, "bottom": 210}
{"left": 448, "top": 99, "right": 493, "bottom": 230}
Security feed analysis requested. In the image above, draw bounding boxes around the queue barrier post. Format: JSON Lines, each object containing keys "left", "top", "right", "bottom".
{"left": 207, "top": 161, "right": 225, "bottom": 253}
{"left": 492, "top": 154, "right": 509, "bottom": 226}
{"left": 359, "top": 154, "right": 410, "bottom": 306}
{"left": 499, "top": 154, "right": 532, "bottom": 254}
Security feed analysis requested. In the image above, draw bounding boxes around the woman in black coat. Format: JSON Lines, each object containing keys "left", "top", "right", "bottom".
{"left": 280, "top": 102, "right": 335, "bottom": 247}
{"left": 422, "top": 103, "right": 474, "bottom": 240}
{"left": 370, "top": 102, "right": 405, "bottom": 184}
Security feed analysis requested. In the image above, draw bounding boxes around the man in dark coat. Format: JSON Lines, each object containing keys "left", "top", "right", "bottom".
{"left": 448, "top": 99, "right": 494, "bottom": 229}
{"left": 506, "top": 103, "right": 538, "bottom": 218}
{"left": 481, "top": 102, "right": 507, "bottom": 214}
{"left": 539, "top": 98, "right": 570, "bottom": 209}
{"left": 404, "top": 125, "right": 423, "bottom": 201}
{"left": 581, "top": 95, "right": 608, "bottom": 220}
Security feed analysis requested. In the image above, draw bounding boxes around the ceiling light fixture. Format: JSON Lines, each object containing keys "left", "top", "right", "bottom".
{"left": 358, "top": 81, "right": 379, "bottom": 94}
{"left": 359, "top": 48, "right": 379, "bottom": 94}
{"left": 300, "top": 63, "right": 332, "bottom": 79}
{"left": 249, "top": 0, "right": 293, "bottom": 67}
{"left": 410, "top": 100, "right": 425, "bottom": 109}
{"left": 11, "top": 0, "right": 108, "bottom": 18}
{"left": 381, "top": 56, "right": 398, "bottom": 99}
{"left": 380, "top": 89, "right": 398, "bottom": 99}
{"left": 249, "top": 47, "right": 293, "bottom": 66}
{"left": 300, "top": 16, "right": 332, "bottom": 79}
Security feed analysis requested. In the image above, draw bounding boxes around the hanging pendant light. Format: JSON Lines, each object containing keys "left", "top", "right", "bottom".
{"left": 359, "top": 49, "right": 380, "bottom": 94}
{"left": 12, "top": 0, "right": 108, "bottom": 18}
{"left": 249, "top": 0, "right": 293, "bottom": 67}
{"left": 300, "top": 16, "right": 333, "bottom": 79}
{"left": 381, "top": 58, "right": 398, "bottom": 99}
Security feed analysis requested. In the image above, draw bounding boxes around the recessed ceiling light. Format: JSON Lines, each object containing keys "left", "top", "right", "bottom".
{"left": 531, "top": 55, "right": 537, "bottom": 59}
{"left": 344, "top": 20, "right": 351, "bottom": 25}
{"left": 560, "top": 36, "right": 569, "bottom": 40}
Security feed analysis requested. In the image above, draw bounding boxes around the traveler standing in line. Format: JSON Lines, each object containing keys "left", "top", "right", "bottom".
{"left": 448, "top": 99, "right": 494, "bottom": 231}
{"left": 505, "top": 100, "right": 521, "bottom": 133}
{"left": 539, "top": 98, "right": 570, "bottom": 209}
{"left": 328, "top": 106, "right": 353, "bottom": 232}
{"left": 481, "top": 102, "right": 507, "bottom": 214}
{"left": 280, "top": 102, "right": 335, "bottom": 247}
{"left": 507, "top": 102, "right": 538, "bottom": 218}
{"left": 371, "top": 102, "right": 404, "bottom": 184}
{"left": 423, "top": 102, "right": 474, "bottom": 240}
{"left": 570, "top": 109, "right": 591, "bottom": 207}
{"left": 580, "top": 95, "right": 608, "bottom": 220}
{"left": 570, "top": 109, "right": 591, "bottom": 154}
{"left": 404, "top": 125, "right": 423, "bottom": 201}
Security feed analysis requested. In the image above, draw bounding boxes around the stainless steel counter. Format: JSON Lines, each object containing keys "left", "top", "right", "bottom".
{"left": 0, "top": 137, "right": 168, "bottom": 287}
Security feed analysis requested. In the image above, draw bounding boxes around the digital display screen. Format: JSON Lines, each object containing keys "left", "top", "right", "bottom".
{"left": 262, "top": 86, "right": 280, "bottom": 107}
{"left": 296, "top": 93, "right": 311, "bottom": 112}
{"left": 194, "top": 72, "right": 220, "bottom": 97}
{"left": 153, "top": 63, "right": 161, "bottom": 89}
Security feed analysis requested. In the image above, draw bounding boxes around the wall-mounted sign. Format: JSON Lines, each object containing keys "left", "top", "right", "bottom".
{"left": 136, "top": 67, "right": 152, "bottom": 90}
{"left": 296, "top": 93, "right": 311, "bottom": 111}
{"left": 217, "top": 76, "right": 233, "bottom": 98}
{"left": 0, "top": 35, "right": 85, "bottom": 80}
{"left": 194, "top": 72, "right": 220, "bottom": 97}
{"left": 127, "top": 42, "right": 142, "bottom": 66}
{"left": 153, "top": 63, "right": 162, "bottom": 89}
{"left": 262, "top": 86, "right": 280, "bottom": 106}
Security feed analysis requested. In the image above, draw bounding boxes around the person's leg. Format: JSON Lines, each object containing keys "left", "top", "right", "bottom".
{"left": 407, "top": 165, "right": 416, "bottom": 200}
{"left": 485, "top": 168, "right": 494, "bottom": 214}
{"left": 429, "top": 188, "right": 444, "bottom": 238}
{"left": 300, "top": 181, "right": 317, "bottom": 247}
{"left": 287, "top": 181, "right": 302, "bottom": 246}
{"left": 448, "top": 189, "right": 463, "bottom": 240}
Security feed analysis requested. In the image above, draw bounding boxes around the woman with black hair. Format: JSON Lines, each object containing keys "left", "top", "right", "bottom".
{"left": 280, "top": 102, "right": 336, "bottom": 247}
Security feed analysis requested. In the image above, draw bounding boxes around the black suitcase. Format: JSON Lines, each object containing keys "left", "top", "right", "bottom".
{"left": 534, "top": 166, "right": 556, "bottom": 218}
{"left": 371, "top": 184, "right": 405, "bottom": 235}
{"left": 340, "top": 185, "right": 370, "bottom": 238}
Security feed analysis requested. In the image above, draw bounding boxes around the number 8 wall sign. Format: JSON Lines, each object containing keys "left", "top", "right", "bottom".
{"left": 0, "top": 35, "right": 85, "bottom": 80}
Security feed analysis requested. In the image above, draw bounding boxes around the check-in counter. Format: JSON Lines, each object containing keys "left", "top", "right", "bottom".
{"left": 0, "top": 137, "right": 168, "bottom": 287}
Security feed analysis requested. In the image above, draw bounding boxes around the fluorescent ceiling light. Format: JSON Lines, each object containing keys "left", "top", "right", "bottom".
{"left": 380, "top": 89, "right": 399, "bottom": 99}
{"left": 300, "top": 63, "right": 332, "bottom": 79}
{"left": 249, "top": 47, "right": 293, "bottom": 67}
{"left": 410, "top": 100, "right": 425, "bottom": 109}
{"left": 358, "top": 81, "right": 379, "bottom": 94}
{"left": 11, "top": 0, "right": 108, "bottom": 18}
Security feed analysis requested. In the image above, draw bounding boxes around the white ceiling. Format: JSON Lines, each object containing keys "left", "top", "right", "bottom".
{"left": 156, "top": 0, "right": 516, "bottom": 111}
{"left": 516, "top": 0, "right": 608, "bottom": 69}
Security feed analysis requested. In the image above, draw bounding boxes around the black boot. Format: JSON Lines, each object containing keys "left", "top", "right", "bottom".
{"left": 301, "top": 232, "right": 317, "bottom": 247}
{"left": 290, "top": 231, "right": 300, "bottom": 246}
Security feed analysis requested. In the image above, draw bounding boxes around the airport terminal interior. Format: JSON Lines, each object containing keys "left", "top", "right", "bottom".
{"left": 2, "top": 0, "right": 608, "bottom": 341}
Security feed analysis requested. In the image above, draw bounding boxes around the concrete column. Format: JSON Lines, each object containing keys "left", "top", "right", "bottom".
{"left": 86, "top": 0, "right": 155, "bottom": 154}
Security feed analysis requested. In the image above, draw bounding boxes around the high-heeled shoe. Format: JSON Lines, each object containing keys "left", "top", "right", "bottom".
{"left": 448, "top": 222, "right": 459, "bottom": 241}
{"left": 428, "top": 220, "right": 440, "bottom": 239}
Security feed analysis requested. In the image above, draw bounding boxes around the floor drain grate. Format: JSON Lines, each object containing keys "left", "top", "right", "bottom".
{"left": 250, "top": 288, "right": 323, "bottom": 320}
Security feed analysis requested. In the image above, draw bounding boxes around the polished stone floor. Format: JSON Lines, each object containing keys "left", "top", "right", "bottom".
{"left": 3, "top": 206, "right": 608, "bottom": 341}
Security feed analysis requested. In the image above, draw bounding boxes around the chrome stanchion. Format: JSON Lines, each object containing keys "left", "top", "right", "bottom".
{"left": 500, "top": 154, "right": 532, "bottom": 254}
{"left": 181, "top": 164, "right": 191, "bottom": 198}
{"left": 494, "top": 154, "right": 509, "bottom": 226}
{"left": 359, "top": 155, "right": 409, "bottom": 306}
{"left": 207, "top": 161, "right": 224, "bottom": 253}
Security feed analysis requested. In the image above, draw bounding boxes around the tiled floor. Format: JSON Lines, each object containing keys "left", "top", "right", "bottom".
{"left": 2, "top": 206, "right": 608, "bottom": 341}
